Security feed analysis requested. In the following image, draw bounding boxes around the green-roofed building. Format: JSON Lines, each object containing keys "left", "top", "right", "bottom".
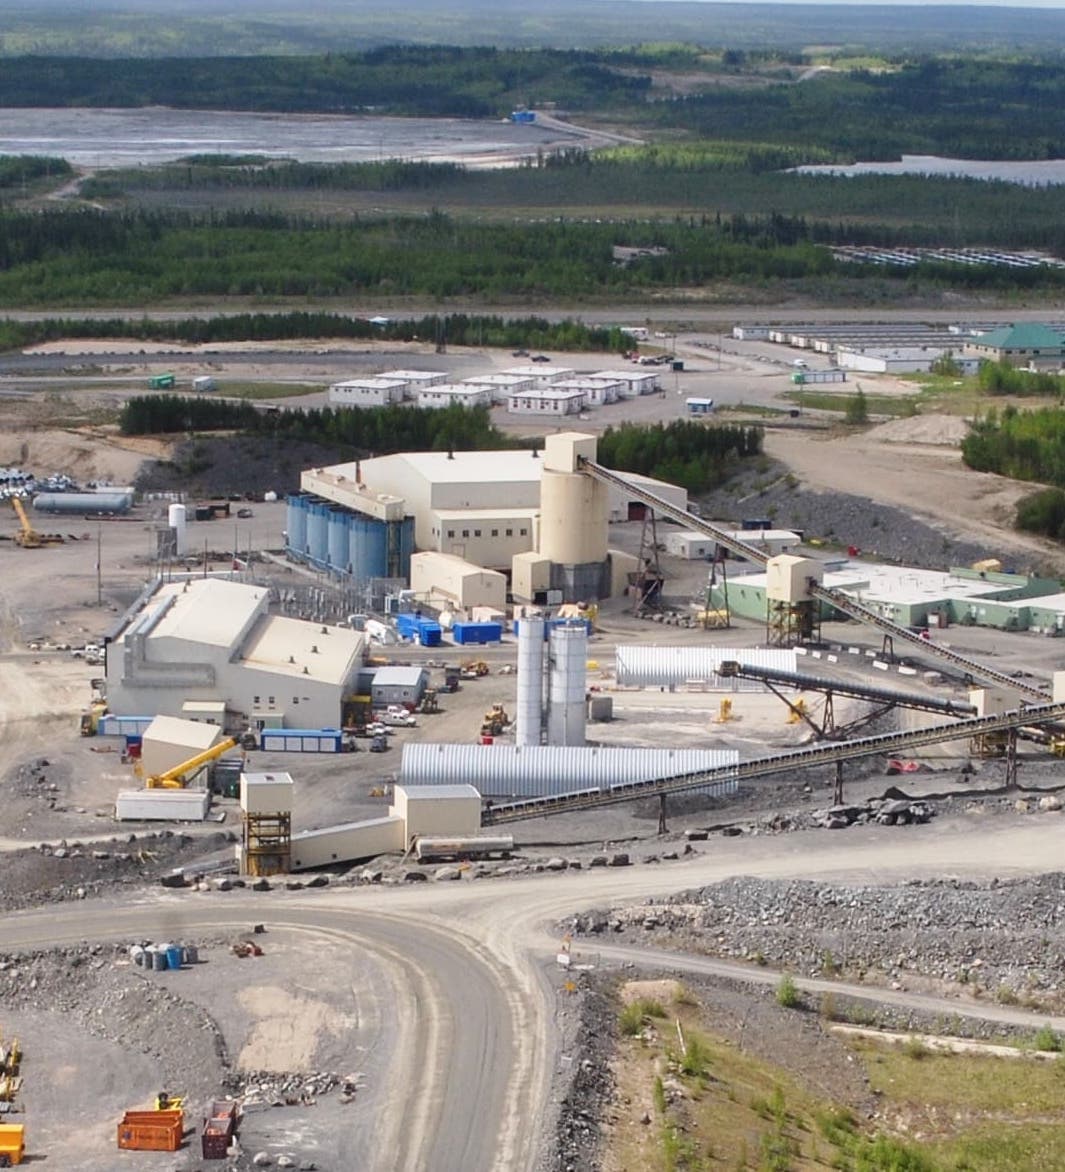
{"left": 967, "top": 322, "right": 1065, "bottom": 368}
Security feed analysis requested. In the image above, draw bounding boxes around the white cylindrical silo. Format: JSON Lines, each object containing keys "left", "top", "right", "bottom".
{"left": 516, "top": 615, "right": 545, "bottom": 746}
{"left": 547, "top": 622, "right": 587, "bottom": 747}
{"left": 167, "top": 502, "right": 187, "bottom": 556}
{"left": 538, "top": 470, "right": 608, "bottom": 565}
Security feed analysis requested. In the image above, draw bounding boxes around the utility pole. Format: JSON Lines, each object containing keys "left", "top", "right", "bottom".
{"left": 96, "top": 524, "right": 102, "bottom": 607}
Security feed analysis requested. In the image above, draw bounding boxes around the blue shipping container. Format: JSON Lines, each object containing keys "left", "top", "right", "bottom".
{"left": 452, "top": 622, "right": 503, "bottom": 645}
{"left": 259, "top": 728, "right": 343, "bottom": 753}
{"left": 418, "top": 624, "right": 442, "bottom": 647}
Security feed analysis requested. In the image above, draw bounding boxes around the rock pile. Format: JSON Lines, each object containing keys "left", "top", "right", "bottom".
{"left": 225, "top": 1069, "right": 364, "bottom": 1107}
{"left": 567, "top": 873, "right": 1065, "bottom": 1002}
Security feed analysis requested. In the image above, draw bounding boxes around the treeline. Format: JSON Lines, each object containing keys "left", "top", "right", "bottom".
{"left": 976, "top": 359, "right": 1065, "bottom": 397}
{"left": 598, "top": 420, "right": 764, "bottom": 494}
{"left": 1016, "top": 488, "right": 1065, "bottom": 540}
{"left": 0, "top": 155, "right": 71, "bottom": 190}
{"left": 121, "top": 396, "right": 510, "bottom": 452}
{"left": 0, "top": 48, "right": 651, "bottom": 117}
{"left": 963, "top": 406, "right": 1065, "bottom": 487}
{"left": 120, "top": 398, "right": 765, "bottom": 493}
{"left": 644, "top": 58, "right": 1065, "bottom": 161}
{"left": 0, "top": 312, "right": 629, "bottom": 355}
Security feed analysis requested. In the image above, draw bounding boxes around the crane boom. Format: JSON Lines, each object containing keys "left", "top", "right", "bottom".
{"left": 145, "top": 732, "right": 255, "bottom": 789}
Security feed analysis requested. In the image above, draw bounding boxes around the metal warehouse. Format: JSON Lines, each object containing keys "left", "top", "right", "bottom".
{"left": 615, "top": 647, "right": 799, "bottom": 689}
{"left": 401, "top": 743, "right": 740, "bottom": 798}
{"left": 371, "top": 665, "right": 429, "bottom": 708}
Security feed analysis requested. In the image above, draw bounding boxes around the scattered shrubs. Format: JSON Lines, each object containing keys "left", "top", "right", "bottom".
{"left": 679, "top": 1031, "right": 712, "bottom": 1080}
{"left": 776, "top": 973, "right": 800, "bottom": 1009}
{"left": 902, "top": 1036, "right": 931, "bottom": 1061}
{"left": 619, "top": 997, "right": 667, "bottom": 1037}
{"left": 1032, "top": 1024, "right": 1062, "bottom": 1052}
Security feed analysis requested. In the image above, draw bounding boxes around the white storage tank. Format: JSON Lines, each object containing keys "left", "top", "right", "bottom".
{"left": 546, "top": 621, "right": 586, "bottom": 747}
{"left": 167, "top": 502, "right": 187, "bottom": 556}
{"left": 516, "top": 615, "right": 545, "bottom": 746}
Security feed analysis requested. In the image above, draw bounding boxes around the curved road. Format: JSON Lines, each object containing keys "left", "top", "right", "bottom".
{"left": 4, "top": 817, "right": 1065, "bottom": 1169}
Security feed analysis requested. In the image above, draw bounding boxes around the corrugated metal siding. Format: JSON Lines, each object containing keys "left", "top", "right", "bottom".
{"left": 401, "top": 744, "right": 739, "bottom": 798}
{"left": 615, "top": 647, "right": 797, "bottom": 691}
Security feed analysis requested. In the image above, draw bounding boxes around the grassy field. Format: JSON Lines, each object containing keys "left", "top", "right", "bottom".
{"left": 605, "top": 981, "right": 1065, "bottom": 1172}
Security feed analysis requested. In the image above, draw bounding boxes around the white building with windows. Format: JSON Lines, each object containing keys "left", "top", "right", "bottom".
{"left": 507, "top": 388, "right": 587, "bottom": 416}
{"left": 462, "top": 374, "right": 536, "bottom": 403}
{"left": 552, "top": 377, "right": 622, "bottom": 405}
{"left": 417, "top": 384, "right": 494, "bottom": 410}
{"left": 328, "top": 378, "right": 409, "bottom": 407}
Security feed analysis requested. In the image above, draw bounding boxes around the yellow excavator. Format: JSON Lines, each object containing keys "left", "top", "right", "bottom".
{"left": 10, "top": 497, "right": 63, "bottom": 548}
{"left": 143, "top": 731, "right": 257, "bottom": 789}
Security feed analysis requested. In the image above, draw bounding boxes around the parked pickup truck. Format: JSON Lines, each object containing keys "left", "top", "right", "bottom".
{"left": 377, "top": 710, "right": 417, "bottom": 728}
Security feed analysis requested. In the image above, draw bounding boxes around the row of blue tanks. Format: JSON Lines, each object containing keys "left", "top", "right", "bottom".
{"left": 286, "top": 493, "right": 414, "bottom": 579}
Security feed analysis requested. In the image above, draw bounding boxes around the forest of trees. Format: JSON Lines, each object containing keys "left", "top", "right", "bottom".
{"left": 975, "top": 360, "right": 1065, "bottom": 397}
{"left": 5, "top": 205, "right": 1065, "bottom": 306}
{"left": 962, "top": 406, "right": 1065, "bottom": 489}
{"left": 597, "top": 420, "right": 764, "bottom": 494}
{"left": 120, "top": 398, "right": 763, "bottom": 493}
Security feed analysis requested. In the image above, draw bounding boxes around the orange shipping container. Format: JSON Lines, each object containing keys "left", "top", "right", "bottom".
{"left": 0, "top": 1122, "right": 25, "bottom": 1166}
{"left": 117, "top": 1108, "right": 184, "bottom": 1152}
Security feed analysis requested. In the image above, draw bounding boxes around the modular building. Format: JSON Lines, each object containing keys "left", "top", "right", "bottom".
{"left": 507, "top": 388, "right": 587, "bottom": 416}
{"left": 417, "top": 384, "right": 493, "bottom": 410}
{"left": 685, "top": 397, "right": 715, "bottom": 416}
{"left": 381, "top": 369, "right": 447, "bottom": 391}
{"left": 371, "top": 665, "right": 429, "bottom": 708}
{"left": 391, "top": 783, "right": 481, "bottom": 839}
{"left": 552, "top": 378, "right": 621, "bottom": 405}
{"left": 327, "top": 378, "right": 409, "bottom": 407}
{"left": 589, "top": 370, "right": 661, "bottom": 396}
{"left": 116, "top": 788, "right": 212, "bottom": 822}
{"left": 503, "top": 365, "right": 574, "bottom": 387}
{"left": 258, "top": 727, "right": 344, "bottom": 753}
{"left": 410, "top": 550, "right": 508, "bottom": 611}
{"left": 105, "top": 577, "right": 366, "bottom": 730}
{"left": 290, "top": 815, "right": 405, "bottom": 871}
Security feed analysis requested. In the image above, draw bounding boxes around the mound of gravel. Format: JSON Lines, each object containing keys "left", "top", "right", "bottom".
{"left": 568, "top": 873, "right": 1065, "bottom": 1004}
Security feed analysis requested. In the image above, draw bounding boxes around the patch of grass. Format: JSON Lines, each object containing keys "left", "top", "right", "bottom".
{"left": 995, "top": 983, "right": 1020, "bottom": 1005}
{"left": 775, "top": 973, "right": 800, "bottom": 1009}
{"left": 679, "top": 1031, "right": 712, "bottom": 1080}
{"left": 854, "top": 1038, "right": 1065, "bottom": 1113}
{"left": 619, "top": 997, "right": 668, "bottom": 1037}
{"left": 220, "top": 381, "right": 322, "bottom": 400}
{"left": 902, "top": 1035, "right": 931, "bottom": 1061}
{"left": 930, "top": 1122, "right": 1065, "bottom": 1172}
{"left": 786, "top": 388, "right": 922, "bottom": 418}
{"left": 1031, "top": 1024, "right": 1062, "bottom": 1052}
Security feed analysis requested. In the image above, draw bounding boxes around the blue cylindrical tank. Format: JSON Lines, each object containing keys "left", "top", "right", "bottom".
{"left": 286, "top": 494, "right": 307, "bottom": 556}
{"left": 328, "top": 509, "right": 350, "bottom": 572}
{"left": 33, "top": 492, "right": 131, "bottom": 514}
{"left": 306, "top": 501, "right": 330, "bottom": 565}
{"left": 349, "top": 515, "right": 388, "bottom": 579}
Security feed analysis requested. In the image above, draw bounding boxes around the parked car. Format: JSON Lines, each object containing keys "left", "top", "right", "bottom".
{"left": 378, "top": 711, "right": 417, "bottom": 728}
{"left": 531, "top": 354, "right": 551, "bottom": 363}
{"left": 512, "top": 349, "right": 529, "bottom": 357}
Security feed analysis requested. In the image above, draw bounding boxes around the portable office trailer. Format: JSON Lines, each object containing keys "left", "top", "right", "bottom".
{"left": 258, "top": 728, "right": 343, "bottom": 753}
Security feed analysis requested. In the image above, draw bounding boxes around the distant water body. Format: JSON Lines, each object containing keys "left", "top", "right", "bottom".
{"left": 793, "top": 154, "right": 1065, "bottom": 186}
{"left": 0, "top": 107, "right": 561, "bottom": 168}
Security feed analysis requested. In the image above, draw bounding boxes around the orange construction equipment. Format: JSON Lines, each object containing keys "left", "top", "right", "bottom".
{"left": 117, "top": 1108, "right": 184, "bottom": 1152}
{"left": 10, "top": 497, "right": 62, "bottom": 549}
{"left": 0, "top": 1123, "right": 24, "bottom": 1165}
{"left": 143, "top": 732, "right": 256, "bottom": 789}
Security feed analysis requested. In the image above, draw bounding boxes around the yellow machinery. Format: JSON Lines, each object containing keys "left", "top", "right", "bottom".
{"left": 713, "top": 698, "right": 734, "bottom": 724}
{"left": 461, "top": 660, "right": 490, "bottom": 678}
{"left": 10, "top": 497, "right": 62, "bottom": 548}
{"left": 786, "top": 698, "right": 808, "bottom": 724}
{"left": 481, "top": 703, "right": 510, "bottom": 736}
{"left": 418, "top": 688, "right": 439, "bottom": 714}
{"left": 143, "top": 732, "right": 256, "bottom": 789}
{"left": 154, "top": 1092, "right": 185, "bottom": 1111}
{"left": 80, "top": 700, "right": 108, "bottom": 736}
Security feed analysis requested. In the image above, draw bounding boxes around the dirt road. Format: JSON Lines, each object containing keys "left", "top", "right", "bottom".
{"left": 5, "top": 815, "right": 1065, "bottom": 1170}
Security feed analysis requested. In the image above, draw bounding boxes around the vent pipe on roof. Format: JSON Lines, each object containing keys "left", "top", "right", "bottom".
{"left": 311, "top": 644, "right": 319, "bottom": 654}
{"left": 356, "top": 460, "right": 362, "bottom": 485}
{"left": 531, "top": 447, "right": 539, "bottom": 458}
{"left": 447, "top": 449, "right": 454, "bottom": 460}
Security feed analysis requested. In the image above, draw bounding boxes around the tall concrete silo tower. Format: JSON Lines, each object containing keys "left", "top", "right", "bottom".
{"left": 539, "top": 432, "right": 609, "bottom": 601}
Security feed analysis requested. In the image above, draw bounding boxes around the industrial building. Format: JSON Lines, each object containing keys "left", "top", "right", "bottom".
{"left": 105, "top": 577, "right": 366, "bottom": 729}
{"left": 712, "top": 560, "right": 1065, "bottom": 634}
{"left": 664, "top": 528, "right": 800, "bottom": 560}
{"left": 410, "top": 551, "right": 508, "bottom": 610}
{"left": 965, "top": 323, "right": 1065, "bottom": 369}
{"left": 293, "top": 433, "right": 682, "bottom": 603}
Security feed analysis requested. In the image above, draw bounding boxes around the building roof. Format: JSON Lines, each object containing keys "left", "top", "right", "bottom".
{"left": 242, "top": 771, "right": 295, "bottom": 786}
{"left": 395, "top": 783, "right": 481, "bottom": 801}
{"left": 372, "top": 665, "right": 428, "bottom": 687}
{"left": 972, "top": 322, "right": 1064, "bottom": 351}
{"left": 239, "top": 615, "right": 364, "bottom": 685}
{"left": 139, "top": 579, "right": 267, "bottom": 649}
{"left": 143, "top": 714, "right": 223, "bottom": 753}
{"left": 363, "top": 450, "right": 544, "bottom": 487}
{"left": 331, "top": 378, "right": 408, "bottom": 389}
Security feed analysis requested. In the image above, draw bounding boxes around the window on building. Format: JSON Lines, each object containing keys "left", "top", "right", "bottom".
{"left": 474, "top": 529, "right": 481, "bottom": 537}
{"left": 520, "top": 527, "right": 528, "bottom": 536}
{"left": 491, "top": 529, "right": 499, "bottom": 537}
{"left": 462, "top": 529, "right": 469, "bottom": 538}
{"left": 447, "top": 530, "right": 455, "bottom": 538}
{"left": 506, "top": 528, "right": 513, "bottom": 537}
{"left": 253, "top": 695, "right": 260, "bottom": 705}
{"left": 293, "top": 697, "right": 299, "bottom": 705}
{"left": 268, "top": 696, "right": 275, "bottom": 706}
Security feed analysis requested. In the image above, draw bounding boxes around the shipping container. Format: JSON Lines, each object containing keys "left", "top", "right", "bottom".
{"left": 99, "top": 714, "right": 154, "bottom": 738}
{"left": 258, "top": 727, "right": 343, "bottom": 753}
{"left": 452, "top": 621, "right": 503, "bottom": 645}
{"left": 117, "top": 1110, "right": 184, "bottom": 1152}
{"left": 116, "top": 789, "right": 211, "bottom": 822}
{"left": 0, "top": 1123, "right": 25, "bottom": 1166}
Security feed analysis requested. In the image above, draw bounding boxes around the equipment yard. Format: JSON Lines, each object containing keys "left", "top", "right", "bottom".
{"left": 5, "top": 329, "right": 1065, "bottom": 1170}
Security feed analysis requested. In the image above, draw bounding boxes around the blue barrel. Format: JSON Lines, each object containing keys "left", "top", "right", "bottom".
{"left": 328, "top": 509, "right": 350, "bottom": 572}
{"left": 286, "top": 494, "right": 308, "bottom": 556}
{"left": 166, "top": 946, "right": 183, "bottom": 970}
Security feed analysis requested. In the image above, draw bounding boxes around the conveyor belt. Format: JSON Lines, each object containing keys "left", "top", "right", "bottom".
{"left": 480, "top": 699, "right": 1065, "bottom": 825}
{"left": 580, "top": 459, "right": 1047, "bottom": 701}
{"left": 718, "top": 660, "right": 977, "bottom": 717}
